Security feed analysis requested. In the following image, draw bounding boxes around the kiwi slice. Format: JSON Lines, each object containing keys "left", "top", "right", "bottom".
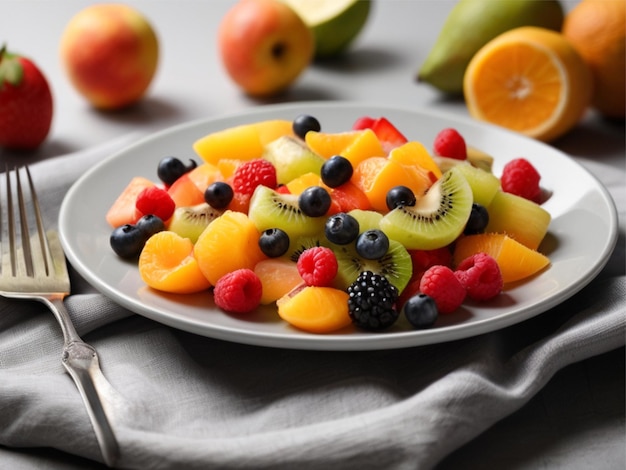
{"left": 331, "top": 239, "right": 412, "bottom": 294}
{"left": 167, "top": 203, "right": 224, "bottom": 243}
{"left": 248, "top": 185, "right": 326, "bottom": 239}
{"left": 285, "top": 234, "right": 328, "bottom": 262}
{"left": 262, "top": 135, "right": 325, "bottom": 185}
{"left": 379, "top": 167, "right": 473, "bottom": 250}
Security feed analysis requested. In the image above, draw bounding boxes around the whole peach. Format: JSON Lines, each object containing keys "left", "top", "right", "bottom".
{"left": 60, "top": 4, "right": 159, "bottom": 110}
{"left": 218, "top": 0, "right": 314, "bottom": 97}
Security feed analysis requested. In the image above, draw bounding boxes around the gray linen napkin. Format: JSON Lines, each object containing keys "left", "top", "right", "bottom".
{"left": 0, "top": 138, "right": 624, "bottom": 470}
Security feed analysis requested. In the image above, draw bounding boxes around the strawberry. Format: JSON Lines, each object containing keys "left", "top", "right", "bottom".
{"left": 353, "top": 116, "right": 408, "bottom": 151}
{"left": 0, "top": 45, "right": 53, "bottom": 150}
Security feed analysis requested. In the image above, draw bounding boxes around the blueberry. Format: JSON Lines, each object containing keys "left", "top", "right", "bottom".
{"left": 292, "top": 114, "right": 321, "bottom": 140}
{"left": 325, "top": 212, "right": 360, "bottom": 245}
{"left": 205, "top": 181, "right": 234, "bottom": 209}
{"left": 135, "top": 214, "right": 165, "bottom": 237}
{"left": 320, "top": 155, "right": 353, "bottom": 188}
{"left": 258, "top": 228, "right": 290, "bottom": 258}
{"left": 464, "top": 203, "right": 489, "bottom": 235}
{"left": 402, "top": 293, "right": 438, "bottom": 329}
{"left": 355, "top": 229, "right": 389, "bottom": 260}
{"left": 298, "top": 186, "right": 331, "bottom": 217}
{"left": 157, "top": 156, "right": 197, "bottom": 186}
{"left": 386, "top": 185, "right": 416, "bottom": 210}
{"left": 110, "top": 224, "right": 148, "bottom": 259}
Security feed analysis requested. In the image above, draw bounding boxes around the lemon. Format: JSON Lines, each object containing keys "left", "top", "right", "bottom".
{"left": 281, "top": 0, "right": 371, "bottom": 58}
{"left": 463, "top": 26, "right": 592, "bottom": 142}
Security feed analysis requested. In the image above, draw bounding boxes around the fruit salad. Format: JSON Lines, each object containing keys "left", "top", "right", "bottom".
{"left": 106, "top": 114, "right": 552, "bottom": 333}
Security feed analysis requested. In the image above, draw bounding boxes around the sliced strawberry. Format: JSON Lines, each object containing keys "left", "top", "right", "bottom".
{"left": 352, "top": 116, "right": 408, "bottom": 150}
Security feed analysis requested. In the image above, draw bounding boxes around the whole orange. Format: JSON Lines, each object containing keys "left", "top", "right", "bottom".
{"left": 562, "top": 0, "right": 625, "bottom": 118}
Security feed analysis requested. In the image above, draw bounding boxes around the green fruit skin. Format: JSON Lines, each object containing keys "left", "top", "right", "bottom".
{"left": 417, "top": 0, "right": 564, "bottom": 94}
{"left": 313, "top": 0, "right": 372, "bottom": 58}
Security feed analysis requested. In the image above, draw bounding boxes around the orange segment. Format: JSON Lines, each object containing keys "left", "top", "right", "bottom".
{"left": 305, "top": 130, "right": 362, "bottom": 158}
{"left": 464, "top": 26, "right": 593, "bottom": 142}
{"left": 193, "top": 120, "right": 293, "bottom": 164}
{"left": 285, "top": 172, "right": 322, "bottom": 194}
{"left": 194, "top": 211, "right": 266, "bottom": 285}
{"left": 453, "top": 233, "right": 550, "bottom": 284}
{"left": 139, "top": 231, "right": 211, "bottom": 294}
{"left": 352, "top": 156, "right": 428, "bottom": 213}
{"left": 389, "top": 141, "right": 442, "bottom": 182}
{"left": 340, "top": 128, "right": 386, "bottom": 167}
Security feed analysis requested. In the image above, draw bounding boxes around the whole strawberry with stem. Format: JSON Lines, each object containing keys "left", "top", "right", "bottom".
{"left": 0, "top": 44, "right": 53, "bottom": 150}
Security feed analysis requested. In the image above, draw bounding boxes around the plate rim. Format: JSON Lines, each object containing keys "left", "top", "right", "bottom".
{"left": 58, "top": 101, "right": 619, "bottom": 350}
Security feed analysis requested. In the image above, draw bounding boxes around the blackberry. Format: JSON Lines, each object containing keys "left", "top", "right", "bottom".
{"left": 347, "top": 271, "right": 399, "bottom": 331}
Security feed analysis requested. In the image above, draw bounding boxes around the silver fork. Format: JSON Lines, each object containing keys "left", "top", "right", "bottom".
{"left": 0, "top": 166, "right": 120, "bottom": 467}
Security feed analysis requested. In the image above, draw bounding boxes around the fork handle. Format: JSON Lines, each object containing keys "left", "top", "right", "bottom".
{"left": 49, "top": 298, "right": 121, "bottom": 468}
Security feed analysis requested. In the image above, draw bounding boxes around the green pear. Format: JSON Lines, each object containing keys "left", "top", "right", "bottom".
{"left": 417, "top": 0, "right": 564, "bottom": 94}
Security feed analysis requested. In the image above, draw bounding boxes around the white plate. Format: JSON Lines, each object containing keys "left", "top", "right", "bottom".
{"left": 58, "top": 102, "right": 618, "bottom": 350}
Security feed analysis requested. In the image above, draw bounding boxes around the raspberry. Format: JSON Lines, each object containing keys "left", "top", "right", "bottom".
{"left": 433, "top": 128, "right": 467, "bottom": 160}
{"left": 500, "top": 158, "right": 541, "bottom": 201}
{"left": 454, "top": 252, "right": 503, "bottom": 301}
{"left": 213, "top": 269, "right": 262, "bottom": 313}
{"left": 348, "top": 271, "right": 399, "bottom": 331}
{"left": 296, "top": 246, "right": 338, "bottom": 286}
{"left": 135, "top": 186, "right": 176, "bottom": 221}
{"left": 419, "top": 265, "right": 466, "bottom": 314}
{"left": 232, "top": 159, "right": 277, "bottom": 196}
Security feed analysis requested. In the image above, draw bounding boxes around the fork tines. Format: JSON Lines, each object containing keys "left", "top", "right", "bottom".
{"left": 1, "top": 166, "right": 51, "bottom": 279}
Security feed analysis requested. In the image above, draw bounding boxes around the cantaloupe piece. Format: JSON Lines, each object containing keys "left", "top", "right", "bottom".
{"left": 254, "top": 258, "right": 303, "bottom": 305}
{"left": 453, "top": 233, "right": 550, "bottom": 284}
{"left": 105, "top": 176, "right": 155, "bottom": 228}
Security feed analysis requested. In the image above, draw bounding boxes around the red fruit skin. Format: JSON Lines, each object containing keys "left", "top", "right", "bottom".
{"left": 500, "top": 158, "right": 542, "bottom": 202}
{"left": 454, "top": 253, "right": 503, "bottom": 301}
{"left": 0, "top": 50, "right": 53, "bottom": 150}
{"left": 296, "top": 246, "right": 338, "bottom": 287}
{"left": 213, "top": 269, "right": 263, "bottom": 313}
{"left": 135, "top": 186, "right": 176, "bottom": 222}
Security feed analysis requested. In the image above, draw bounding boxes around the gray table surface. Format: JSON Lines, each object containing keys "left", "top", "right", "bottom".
{"left": 1, "top": 1, "right": 624, "bottom": 468}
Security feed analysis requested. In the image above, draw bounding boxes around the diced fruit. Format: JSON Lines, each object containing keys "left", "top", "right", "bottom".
{"left": 167, "top": 203, "right": 224, "bottom": 243}
{"left": 485, "top": 190, "right": 551, "bottom": 250}
{"left": 138, "top": 231, "right": 211, "bottom": 294}
{"left": 388, "top": 141, "right": 442, "bottom": 182}
{"left": 186, "top": 162, "right": 225, "bottom": 193}
{"left": 193, "top": 120, "right": 294, "bottom": 165}
{"left": 194, "top": 210, "right": 266, "bottom": 285}
{"left": 379, "top": 167, "right": 473, "bottom": 250}
{"left": 106, "top": 176, "right": 155, "bottom": 228}
{"left": 277, "top": 285, "right": 352, "bottom": 333}
{"left": 348, "top": 209, "right": 382, "bottom": 233}
{"left": 326, "top": 181, "right": 369, "bottom": 213}
{"left": 453, "top": 233, "right": 550, "bottom": 284}
{"left": 352, "top": 156, "right": 431, "bottom": 213}
{"left": 466, "top": 147, "right": 494, "bottom": 172}
{"left": 304, "top": 129, "right": 362, "bottom": 158}
{"left": 453, "top": 162, "right": 501, "bottom": 207}
{"left": 254, "top": 258, "right": 302, "bottom": 305}
{"left": 340, "top": 128, "right": 386, "bottom": 167}
{"left": 285, "top": 172, "right": 322, "bottom": 194}
{"left": 167, "top": 174, "right": 205, "bottom": 207}
{"left": 262, "top": 135, "right": 325, "bottom": 184}
{"left": 248, "top": 185, "right": 326, "bottom": 238}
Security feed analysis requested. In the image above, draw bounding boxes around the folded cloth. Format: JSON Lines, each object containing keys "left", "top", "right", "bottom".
{"left": 0, "top": 138, "right": 624, "bottom": 469}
